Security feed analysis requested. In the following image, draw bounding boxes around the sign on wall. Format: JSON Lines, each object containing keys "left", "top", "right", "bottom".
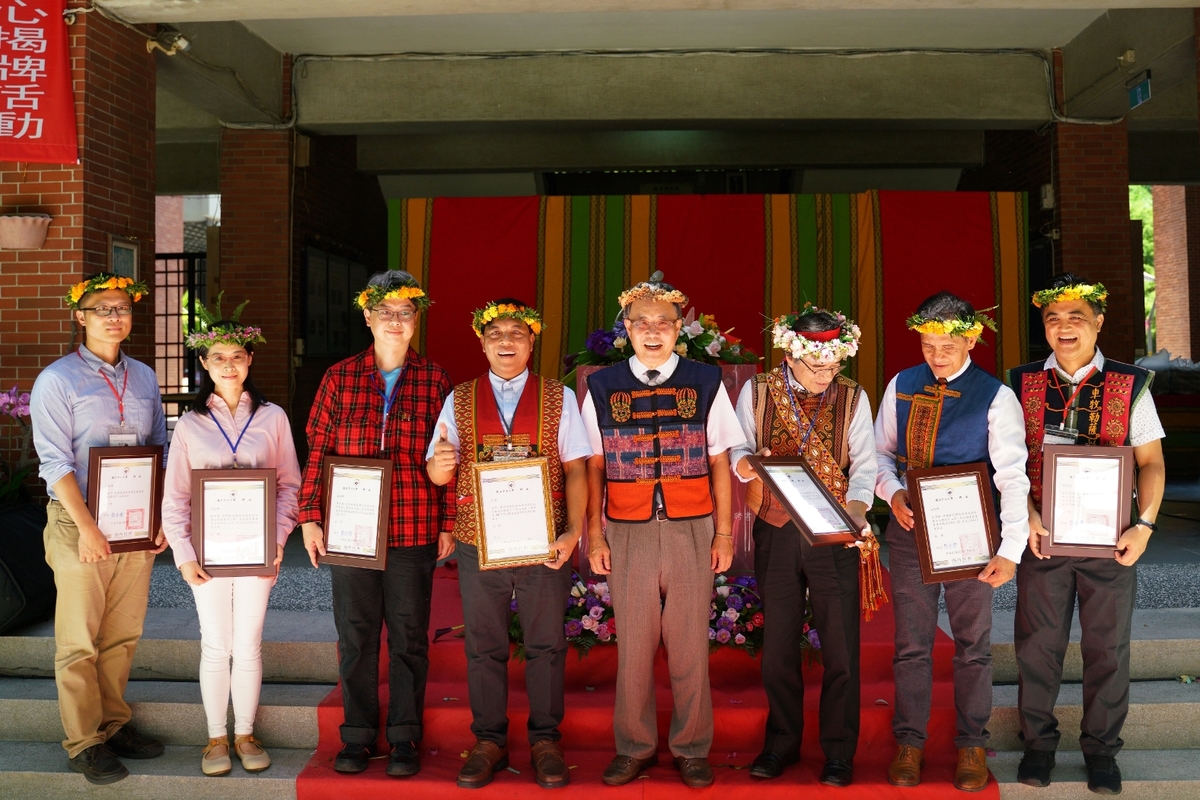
{"left": 0, "top": 0, "right": 78, "bottom": 164}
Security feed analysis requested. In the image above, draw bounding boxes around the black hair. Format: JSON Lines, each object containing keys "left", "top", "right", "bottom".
{"left": 191, "top": 321, "right": 270, "bottom": 417}
{"left": 792, "top": 310, "right": 841, "bottom": 334}
{"left": 914, "top": 291, "right": 975, "bottom": 322}
{"left": 1043, "top": 272, "right": 1106, "bottom": 315}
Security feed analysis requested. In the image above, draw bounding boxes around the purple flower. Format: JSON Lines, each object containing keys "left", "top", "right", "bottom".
{"left": 601, "top": 594, "right": 611, "bottom": 605}
{"left": 708, "top": 628, "right": 717, "bottom": 640}
{"left": 716, "top": 629, "right": 732, "bottom": 644}
{"left": 510, "top": 599, "right": 519, "bottom": 613}
{"left": 595, "top": 623, "right": 609, "bottom": 640}
{"left": 725, "top": 594, "right": 744, "bottom": 611}
{"left": 709, "top": 609, "right": 718, "bottom": 620}
{"left": 732, "top": 576, "right": 754, "bottom": 587}
{"left": 717, "top": 617, "right": 735, "bottom": 631}
{"left": 565, "top": 620, "right": 584, "bottom": 637}
{"left": 586, "top": 328, "right": 616, "bottom": 356}
{"left": 807, "top": 629, "right": 821, "bottom": 649}
{"left": 585, "top": 595, "right": 601, "bottom": 610}
{"left": 589, "top": 606, "right": 605, "bottom": 620}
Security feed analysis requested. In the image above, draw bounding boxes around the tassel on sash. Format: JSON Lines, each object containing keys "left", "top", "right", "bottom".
{"left": 849, "top": 531, "right": 888, "bottom": 621}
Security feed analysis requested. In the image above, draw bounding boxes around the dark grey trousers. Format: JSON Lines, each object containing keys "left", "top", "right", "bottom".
{"left": 1014, "top": 554, "right": 1135, "bottom": 756}
{"left": 456, "top": 541, "right": 572, "bottom": 748}
{"left": 886, "top": 517, "right": 995, "bottom": 749}
{"left": 754, "top": 516, "right": 861, "bottom": 761}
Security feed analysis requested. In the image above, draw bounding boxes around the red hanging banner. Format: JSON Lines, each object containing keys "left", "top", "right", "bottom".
{"left": 0, "top": 0, "right": 77, "bottom": 164}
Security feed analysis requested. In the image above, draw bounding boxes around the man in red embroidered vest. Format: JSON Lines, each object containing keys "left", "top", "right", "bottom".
{"left": 729, "top": 306, "right": 876, "bottom": 787}
{"left": 580, "top": 272, "right": 744, "bottom": 789}
{"left": 875, "top": 292, "right": 1031, "bottom": 793}
{"left": 1008, "top": 274, "right": 1165, "bottom": 795}
{"left": 426, "top": 299, "right": 592, "bottom": 790}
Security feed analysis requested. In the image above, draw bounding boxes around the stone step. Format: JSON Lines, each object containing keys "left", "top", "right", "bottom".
{"left": 0, "top": 741, "right": 309, "bottom": 800}
{"left": 993, "top": 749, "right": 1200, "bottom": 799}
{"left": 0, "top": 678, "right": 326, "bottom": 749}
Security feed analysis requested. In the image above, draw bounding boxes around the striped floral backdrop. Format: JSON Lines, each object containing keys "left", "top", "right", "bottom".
{"left": 388, "top": 191, "right": 1028, "bottom": 404}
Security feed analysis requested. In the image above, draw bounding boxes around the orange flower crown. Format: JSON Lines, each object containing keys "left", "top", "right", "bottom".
{"left": 65, "top": 274, "right": 149, "bottom": 309}
{"left": 471, "top": 302, "right": 544, "bottom": 337}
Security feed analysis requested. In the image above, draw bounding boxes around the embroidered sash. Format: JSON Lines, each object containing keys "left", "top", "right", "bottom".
{"left": 897, "top": 380, "right": 961, "bottom": 473}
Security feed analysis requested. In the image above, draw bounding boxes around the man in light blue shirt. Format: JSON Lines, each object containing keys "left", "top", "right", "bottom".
{"left": 29, "top": 274, "right": 168, "bottom": 785}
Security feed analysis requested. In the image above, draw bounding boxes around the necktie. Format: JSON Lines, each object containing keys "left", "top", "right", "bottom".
{"left": 646, "top": 369, "right": 660, "bottom": 386}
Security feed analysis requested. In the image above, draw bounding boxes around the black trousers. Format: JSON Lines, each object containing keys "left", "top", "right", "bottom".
{"left": 330, "top": 542, "right": 438, "bottom": 746}
{"left": 456, "top": 541, "right": 572, "bottom": 748}
{"left": 753, "top": 516, "right": 861, "bottom": 761}
{"left": 1014, "top": 554, "right": 1135, "bottom": 756}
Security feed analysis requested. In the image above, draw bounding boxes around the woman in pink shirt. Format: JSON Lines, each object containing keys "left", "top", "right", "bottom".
{"left": 162, "top": 308, "right": 301, "bottom": 777}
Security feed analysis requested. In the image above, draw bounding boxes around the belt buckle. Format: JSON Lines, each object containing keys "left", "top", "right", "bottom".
{"left": 654, "top": 508, "right": 668, "bottom": 521}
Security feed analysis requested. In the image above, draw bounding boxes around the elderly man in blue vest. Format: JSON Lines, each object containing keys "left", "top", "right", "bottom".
{"left": 875, "top": 291, "right": 1030, "bottom": 793}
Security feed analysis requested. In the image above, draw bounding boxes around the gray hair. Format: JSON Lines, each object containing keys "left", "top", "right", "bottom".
{"left": 914, "top": 291, "right": 975, "bottom": 322}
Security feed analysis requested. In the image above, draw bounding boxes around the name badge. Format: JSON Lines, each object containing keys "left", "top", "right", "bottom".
{"left": 108, "top": 425, "right": 138, "bottom": 447}
{"left": 1042, "top": 426, "right": 1078, "bottom": 447}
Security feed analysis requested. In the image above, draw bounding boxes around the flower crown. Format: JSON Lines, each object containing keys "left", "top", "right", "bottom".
{"left": 771, "top": 305, "right": 861, "bottom": 363}
{"left": 65, "top": 273, "right": 149, "bottom": 309}
{"left": 905, "top": 308, "right": 998, "bottom": 339}
{"left": 354, "top": 275, "right": 430, "bottom": 311}
{"left": 617, "top": 270, "right": 689, "bottom": 310}
{"left": 471, "top": 301, "right": 544, "bottom": 337}
{"left": 184, "top": 292, "right": 266, "bottom": 351}
{"left": 1031, "top": 281, "right": 1108, "bottom": 312}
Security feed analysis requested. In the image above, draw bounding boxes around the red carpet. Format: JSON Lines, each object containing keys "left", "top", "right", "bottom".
{"left": 296, "top": 566, "right": 999, "bottom": 798}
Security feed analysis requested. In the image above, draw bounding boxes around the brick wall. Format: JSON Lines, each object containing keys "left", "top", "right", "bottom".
{"left": 958, "top": 129, "right": 1054, "bottom": 236}
{"left": 0, "top": 13, "right": 155, "bottom": 396}
{"left": 156, "top": 195, "right": 183, "bottom": 252}
{"left": 1153, "top": 185, "right": 1200, "bottom": 360}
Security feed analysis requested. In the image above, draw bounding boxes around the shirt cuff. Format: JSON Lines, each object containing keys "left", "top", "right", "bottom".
{"left": 730, "top": 452, "right": 754, "bottom": 483}
{"left": 171, "top": 541, "right": 198, "bottom": 568}
{"left": 997, "top": 536, "right": 1027, "bottom": 565}
{"left": 296, "top": 507, "right": 322, "bottom": 526}
{"left": 877, "top": 477, "right": 906, "bottom": 505}
{"left": 847, "top": 489, "right": 876, "bottom": 507}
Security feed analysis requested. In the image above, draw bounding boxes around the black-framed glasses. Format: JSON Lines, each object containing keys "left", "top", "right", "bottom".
{"left": 79, "top": 305, "right": 133, "bottom": 317}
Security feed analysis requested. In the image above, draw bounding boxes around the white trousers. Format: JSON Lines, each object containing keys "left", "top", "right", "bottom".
{"left": 190, "top": 575, "right": 273, "bottom": 739}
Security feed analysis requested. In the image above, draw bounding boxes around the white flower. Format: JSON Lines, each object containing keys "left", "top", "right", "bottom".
{"left": 723, "top": 608, "right": 739, "bottom": 621}
{"left": 705, "top": 340, "right": 722, "bottom": 357}
{"left": 613, "top": 336, "right": 628, "bottom": 349}
{"left": 683, "top": 320, "right": 704, "bottom": 338}
{"left": 716, "top": 586, "right": 730, "bottom": 597}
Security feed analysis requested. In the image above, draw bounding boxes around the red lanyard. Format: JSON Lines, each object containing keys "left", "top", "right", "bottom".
{"left": 78, "top": 349, "right": 129, "bottom": 424}
{"left": 1051, "top": 366, "right": 1097, "bottom": 413}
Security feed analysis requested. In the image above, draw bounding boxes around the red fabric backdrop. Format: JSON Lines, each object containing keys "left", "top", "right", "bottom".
{"left": 880, "top": 191, "right": 997, "bottom": 380}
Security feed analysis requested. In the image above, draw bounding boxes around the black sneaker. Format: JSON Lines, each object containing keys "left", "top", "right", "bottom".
{"left": 1084, "top": 754, "right": 1122, "bottom": 795}
{"left": 1017, "top": 749, "right": 1055, "bottom": 787}
{"left": 107, "top": 724, "right": 165, "bottom": 759}
{"left": 334, "top": 743, "right": 375, "bottom": 773}
{"left": 387, "top": 741, "right": 420, "bottom": 777}
{"left": 68, "top": 743, "right": 129, "bottom": 785}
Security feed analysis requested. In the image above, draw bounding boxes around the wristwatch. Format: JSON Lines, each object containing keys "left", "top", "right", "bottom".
{"left": 1135, "top": 518, "right": 1158, "bottom": 532}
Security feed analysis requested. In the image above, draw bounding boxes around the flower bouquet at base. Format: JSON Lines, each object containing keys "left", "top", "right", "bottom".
{"left": 0, "top": 386, "right": 35, "bottom": 507}
{"left": 509, "top": 571, "right": 616, "bottom": 661}
{"left": 709, "top": 574, "right": 820, "bottom": 663}
{"left": 562, "top": 308, "right": 759, "bottom": 384}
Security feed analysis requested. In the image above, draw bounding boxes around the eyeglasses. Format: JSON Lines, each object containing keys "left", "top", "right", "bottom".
{"left": 796, "top": 359, "right": 842, "bottom": 377}
{"left": 373, "top": 308, "right": 415, "bottom": 322}
{"left": 485, "top": 327, "right": 528, "bottom": 340}
{"left": 79, "top": 305, "right": 133, "bottom": 317}
{"left": 205, "top": 354, "right": 249, "bottom": 367}
{"left": 628, "top": 318, "right": 680, "bottom": 332}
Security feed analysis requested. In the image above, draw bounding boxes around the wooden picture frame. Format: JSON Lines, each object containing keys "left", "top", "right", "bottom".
{"left": 86, "top": 445, "right": 164, "bottom": 553}
{"left": 319, "top": 456, "right": 392, "bottom": 570}
{"left": 746, "top": 456, "right": 861, "bottom": 546}
{"left": 190, "top": 468, "right": 276, "bottom": 577}
{"left": 472, "top": 457, "right": 556, "bottom": 570}
{"left": 906, "top": 462, "right": 1001, "bottom": 584}
{"left": 107, "top": 234, "right": 139, "bottom": 280}
{"left": 1040, "top": 444, "right": 1135, "bottom": 559}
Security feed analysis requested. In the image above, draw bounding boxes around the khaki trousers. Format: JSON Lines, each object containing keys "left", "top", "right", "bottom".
{"left": 43, "top": 500, "right": 154, "bottom": 757}
{"left": 607, "top": 516, "right": 715, "bottom": 759}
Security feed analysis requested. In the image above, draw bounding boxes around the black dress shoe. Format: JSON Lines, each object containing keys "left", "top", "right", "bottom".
{"left": 749, "top": 751, "right": 796, "bottom": 779}
{"left": 106, "top": 724, "right": 165, "bottom": 759}
{"left": 1017, "top": 749, "right": 1056, "bottom": 788}
{"left": 387, "top": 741, "right": 420, "bottom": 777}
{"left": 68, "top": 744, "right": 129, "bottom": 785}
{"left": 334, "top": 743, "right": 376, "bottom": 773}
{"left": 1085, "top": 754, "right": 1122, "bottom": 795}
{"left": 820, "top": 758, "right": 854, "bottom": 787}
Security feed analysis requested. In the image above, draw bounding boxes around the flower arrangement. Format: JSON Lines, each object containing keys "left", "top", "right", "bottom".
{"left": 471, "top": 301, "right": 544, "bottom": 338}
{"left": 0, "top": 386, "right": 36, "bottom": 506}
{"left": 353, "top": 276, "right": 430, "bottom": 311}
{"left": 771, "top": 305, "right": 861, "bottom": 363}
{"left": 905, "top": 309, "right": 997, "bottom": 340}
{"left": 1031, "top": 281, "right": 1108, "bottom": 312}
{"left": 563, "top": 308, "right": 759, "bottom": 383}
{"left": 508, "top": 571, "right": 615, "bottom": 660}
{"left": 64, "top": 273, "right": 148, "bottom": 309}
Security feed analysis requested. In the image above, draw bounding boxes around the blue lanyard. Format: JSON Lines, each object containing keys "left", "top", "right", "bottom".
{"left": 784, "top": 376, "right": 827, "bottom": 452}
{"left": 212, "top": 407, "right": 257, "bottom": 467}
{"left": 373, "top": 367, "right": 406, "bottom": 452}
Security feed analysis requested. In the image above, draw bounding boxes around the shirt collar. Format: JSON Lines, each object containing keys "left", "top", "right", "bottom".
{"left": 629, "top": 352, "right": 679, "bottom": 384}
{"left": 206, "top": 390, "right": 251, "bottom": 415}
{"left": 76, "top": 343, "right": 126, "bottom": 374}
{"left": 943, "top": 357, "right": 973, "bottom": 383}
{"left": 1044, "top": 348, "right": 1105, "bottom": 382}
{"left": 489, "top": 368, "right": 529, "bottom": 394}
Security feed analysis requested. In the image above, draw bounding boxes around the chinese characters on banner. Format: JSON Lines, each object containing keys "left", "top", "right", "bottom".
{"left": 0, "top": 0, "right": 77, "bottom": 164}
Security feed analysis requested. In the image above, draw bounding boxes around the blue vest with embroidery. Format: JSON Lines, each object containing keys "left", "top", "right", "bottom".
{"left": 895, "top": 361, "right": 1001, "bottom": 475}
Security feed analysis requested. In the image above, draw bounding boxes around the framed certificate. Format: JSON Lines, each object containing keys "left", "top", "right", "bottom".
{"left": 320, "top": 456, "right": 391, "bottom": 570}
{"left": 1041, "top": 444, "right": 1134, "bottom": 559}
{"left": 86, "top": 445, "right": 164, "bottom": 553}
{"left": 472, "top": 457, "right": 556, "bottom": 570}
{"left": 906, "top": 462, "right": 1001, "bottom": 584}
{"left": 746, "top": 456, "right": 861, "bottom": 546}
{"left": 190, "top": 469, "right": 277, "bottom": 577}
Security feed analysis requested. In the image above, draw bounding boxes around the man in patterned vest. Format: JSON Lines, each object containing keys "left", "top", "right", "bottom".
{"left": 730, "top": 306, "right": 877, "bottom": 787}
{"left": 581, "top": 272, "right": 744, "bottom": 789}
{"left": 875, "top": 291, "right": 1030, "bottom": 792}
{"left": 426, "top": 298, "right": 592, "bottom": 790}
{"left": 1008, "top": 274, "right": 1165, "bottom": 795}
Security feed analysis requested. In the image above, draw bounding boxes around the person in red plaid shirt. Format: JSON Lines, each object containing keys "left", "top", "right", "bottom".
{"left": 298, "top": 270, "right": 456, "bottom": 779}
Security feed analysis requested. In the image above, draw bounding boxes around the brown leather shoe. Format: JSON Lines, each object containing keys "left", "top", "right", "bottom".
{"left": 530, "top": 740, "right": 568, "bottom": 789}
{"left": 887, "top": 744, "right": 924, "bottom": 787}
{"left": 954, "top": 747, "right": 990, "bottom": 792}
{"left": 457, "top": 740, "right": 509, "bottom": 789}
{"left": 602, "top": 754, "right": 658, "bottom": 786}
{"left": 674, "top": 756, "right": 714, "bottom": 788}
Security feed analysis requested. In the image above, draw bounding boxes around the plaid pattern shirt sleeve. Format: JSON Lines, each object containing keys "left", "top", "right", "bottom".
{"left": 297, "top": 348, "right": 453, "bottom": 548}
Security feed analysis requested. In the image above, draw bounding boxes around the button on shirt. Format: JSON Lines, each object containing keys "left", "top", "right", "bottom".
{"left": 874, "top": 357, "right": 1031, "bottom": 564}
{"left": 30, "top": 345, "right": 166, "bottom": 500}
{"left": 1044, "top": 349, "right": 1165, "bottom": 447}
{"left": 426, "top": 369, "right": 593, "bottom": 464}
